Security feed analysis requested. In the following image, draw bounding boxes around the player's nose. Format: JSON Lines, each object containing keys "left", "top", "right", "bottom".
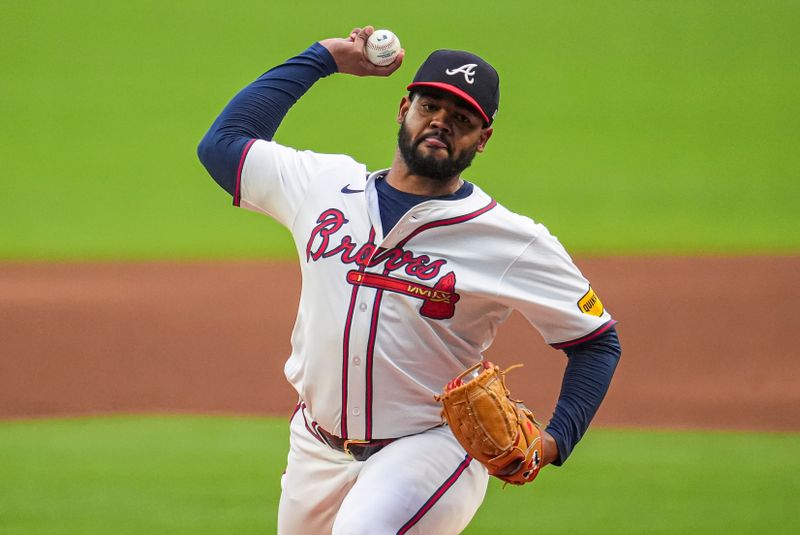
{"left": 428, "top": 111, "right": 452, "bottom": 133}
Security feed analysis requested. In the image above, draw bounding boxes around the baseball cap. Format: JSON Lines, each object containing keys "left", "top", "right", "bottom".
{"left": 407, "top": 49, "right": 500, "bottom": 126}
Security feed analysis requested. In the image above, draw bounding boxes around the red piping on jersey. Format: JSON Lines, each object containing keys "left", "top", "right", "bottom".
{"left": 364, "top": 279, "right": 385, "bottom": 441}
{"left": 340, "top": 272, "right": 360, "bottom": 438}
{"left": 340, "top": 227, "right": 377, "bottom": 438}
{"left": 233, "top": 138, "right": 257, "bottom": 207}
{"left": 395, "top": 199, "right": 498, "bottom": 248}
{"left": 289, "top": 401, "right": 301, "bottom": 422}
{"left": 299, "top": 402, "right": 324, "bottom": 443}
{"left": 550, "top": 319, "right": 617, "bottom": 349}
{"left": 396, "top": 454, "right": 473, "bottom": 534}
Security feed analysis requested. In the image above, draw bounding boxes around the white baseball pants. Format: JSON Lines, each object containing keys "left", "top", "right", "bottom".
{"left": 278, "top": 405, "right": 489, "bottom": 534}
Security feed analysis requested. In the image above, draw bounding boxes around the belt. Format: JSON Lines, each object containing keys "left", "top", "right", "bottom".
{"left": 316, "top": 426, "right": 396, "bottom": 462}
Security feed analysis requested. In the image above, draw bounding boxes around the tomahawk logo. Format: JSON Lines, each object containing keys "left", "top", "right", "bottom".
{"left": 445, "top": 63, "right": 478, "bottom": 84}
{"left": 346, "top": 270, "right": 460, "bottom": 320}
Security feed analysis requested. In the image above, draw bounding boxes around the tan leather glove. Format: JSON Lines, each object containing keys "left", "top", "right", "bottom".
{"left": 435, "top": 361, "right": 543, "bottom": 486}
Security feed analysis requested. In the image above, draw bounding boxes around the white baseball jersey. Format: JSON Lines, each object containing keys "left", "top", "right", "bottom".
{"left": 237, "top": 139, "right": 615, "bottom": 441}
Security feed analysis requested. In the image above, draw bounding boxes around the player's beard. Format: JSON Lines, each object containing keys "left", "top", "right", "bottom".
{"left": 397, "top": 121, "right": 478, "bottom": 182}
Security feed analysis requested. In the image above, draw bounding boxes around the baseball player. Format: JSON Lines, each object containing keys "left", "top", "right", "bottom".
{"left": 198, "top": 26, "right": 621, "bottom": 534}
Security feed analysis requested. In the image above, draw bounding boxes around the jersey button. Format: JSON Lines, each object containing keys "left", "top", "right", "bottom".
{"left": 353, "top": 356, "right": 362, "bottom": 366}
{"left": 359, "top": 303, "right": 367, "bottom": 312}
{"left": 352, "top": 407, "right": 361, "bottom": 416}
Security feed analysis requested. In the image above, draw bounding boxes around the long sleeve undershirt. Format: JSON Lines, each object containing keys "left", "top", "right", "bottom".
{"left": 197, "top": 43, "right": 338, "bottom": 196}
{"left": 197, "top": 43, "right": 622, "bottom": 465}
{"left": 546, "top": 328, "right": 621, "bottom": 465}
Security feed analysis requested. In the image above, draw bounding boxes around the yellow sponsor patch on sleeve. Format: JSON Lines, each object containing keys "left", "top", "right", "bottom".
{"left": 578, "top": 287, "right": 604, "bottom": 317}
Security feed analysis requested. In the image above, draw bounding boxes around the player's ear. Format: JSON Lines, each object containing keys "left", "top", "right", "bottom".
{"left": 397, "top": 95, "right": 411, "bottom": 124}
{"left": 476, "top": 127, "right": 493, "bottom": 153}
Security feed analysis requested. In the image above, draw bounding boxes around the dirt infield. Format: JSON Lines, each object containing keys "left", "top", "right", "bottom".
{"left": 1, "top": 257, "right": 797, "bottom": 431}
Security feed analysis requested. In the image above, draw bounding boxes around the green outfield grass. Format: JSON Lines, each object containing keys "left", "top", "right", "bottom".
{"left": 1, "top": 1, "right": 798, "bottom": 259}
{"left": 0, "top": 416, "right": 797, "bottom": 534}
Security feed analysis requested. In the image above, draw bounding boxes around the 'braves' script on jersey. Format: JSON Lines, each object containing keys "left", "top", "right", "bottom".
{"left": 306, "top": 208, "right": 447, "bottom": 281}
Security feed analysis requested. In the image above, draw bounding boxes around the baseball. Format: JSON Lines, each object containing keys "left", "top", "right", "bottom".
{"left": 365, "top": 29, "right": 401, "bottom": 66}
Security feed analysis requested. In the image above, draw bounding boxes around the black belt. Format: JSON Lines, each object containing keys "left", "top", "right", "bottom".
{"left": 316, "top": 426, "right": 396, "bottom": 462}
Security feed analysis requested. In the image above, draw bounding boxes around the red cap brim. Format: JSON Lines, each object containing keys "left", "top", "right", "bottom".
{"left": 406, "top": 82, "right": 490, "bottom": 124}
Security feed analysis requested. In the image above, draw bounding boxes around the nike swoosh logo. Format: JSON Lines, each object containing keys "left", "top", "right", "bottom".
{"left": 341, "top": 185, "right": 364, "bottom": 194}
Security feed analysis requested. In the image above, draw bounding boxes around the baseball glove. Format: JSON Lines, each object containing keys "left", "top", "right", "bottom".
{"left": 434, "top": 360, "right": 543, "bottom": 486}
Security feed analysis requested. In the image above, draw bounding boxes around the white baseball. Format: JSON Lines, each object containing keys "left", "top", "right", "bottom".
{"left": 365, "top": 29, "right": 401, "bottom": 66}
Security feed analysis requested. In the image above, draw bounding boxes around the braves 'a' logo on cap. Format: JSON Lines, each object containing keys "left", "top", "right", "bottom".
{"left": 445, "top": 63, "right": 478, "bottom": 84}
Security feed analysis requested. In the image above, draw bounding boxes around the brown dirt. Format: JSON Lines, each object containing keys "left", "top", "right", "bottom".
{"left": 1, "top": 257, "right": 797, "bottom": 431}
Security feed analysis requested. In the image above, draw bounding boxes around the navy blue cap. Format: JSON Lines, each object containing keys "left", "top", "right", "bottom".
{"left": 407, "top": 49, "right": 500, "bottom": 125}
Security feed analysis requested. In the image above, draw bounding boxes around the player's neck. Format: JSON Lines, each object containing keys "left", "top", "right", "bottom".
{"left": 385, "top": 152, "right": 463, "bottom": 197}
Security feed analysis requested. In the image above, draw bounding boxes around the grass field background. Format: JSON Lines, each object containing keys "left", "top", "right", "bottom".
{"left": 1, "top": 416, "right": 798, "bottom": 534}
{"left": 1, "top": 0, "right": 798, "bottom": 259}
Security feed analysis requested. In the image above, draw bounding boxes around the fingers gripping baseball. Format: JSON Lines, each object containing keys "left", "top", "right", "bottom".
{"left": 348, "top": 28, "right": 361, "bottom": 41}
{"left": 320, "top": 26, "right": 404, "bottom": 77}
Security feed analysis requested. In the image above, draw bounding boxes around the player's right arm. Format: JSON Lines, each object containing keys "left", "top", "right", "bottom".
{"left": 196, "top": 43, "right": 336, "bottom": 198}
{"left": 197, "top": 27, "right": 403, "bottom": 199}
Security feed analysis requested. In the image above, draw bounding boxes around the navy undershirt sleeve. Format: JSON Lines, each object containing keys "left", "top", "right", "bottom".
{"left": 197, "top": 43, "right": 338, "bottom": 197}
{"left": 545, "top": 326, "right": 621, "bottom": 465}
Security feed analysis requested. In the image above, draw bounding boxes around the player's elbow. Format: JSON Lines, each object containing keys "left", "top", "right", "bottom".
{"left": 196, "top": 130, "right": 216, "bottom": 170}
{"left": 196, "top": 130, "right": 241, "bottom": 198}
{"left": 196, "top": 131, "right": 225, "bottom": 184}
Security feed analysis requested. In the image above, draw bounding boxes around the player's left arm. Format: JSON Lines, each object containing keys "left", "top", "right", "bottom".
{"left": 494, "top": 224, "right": 622, "bottom": 465}
{"left": 545, "top": 326, "right": 621, "bottom": 465}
